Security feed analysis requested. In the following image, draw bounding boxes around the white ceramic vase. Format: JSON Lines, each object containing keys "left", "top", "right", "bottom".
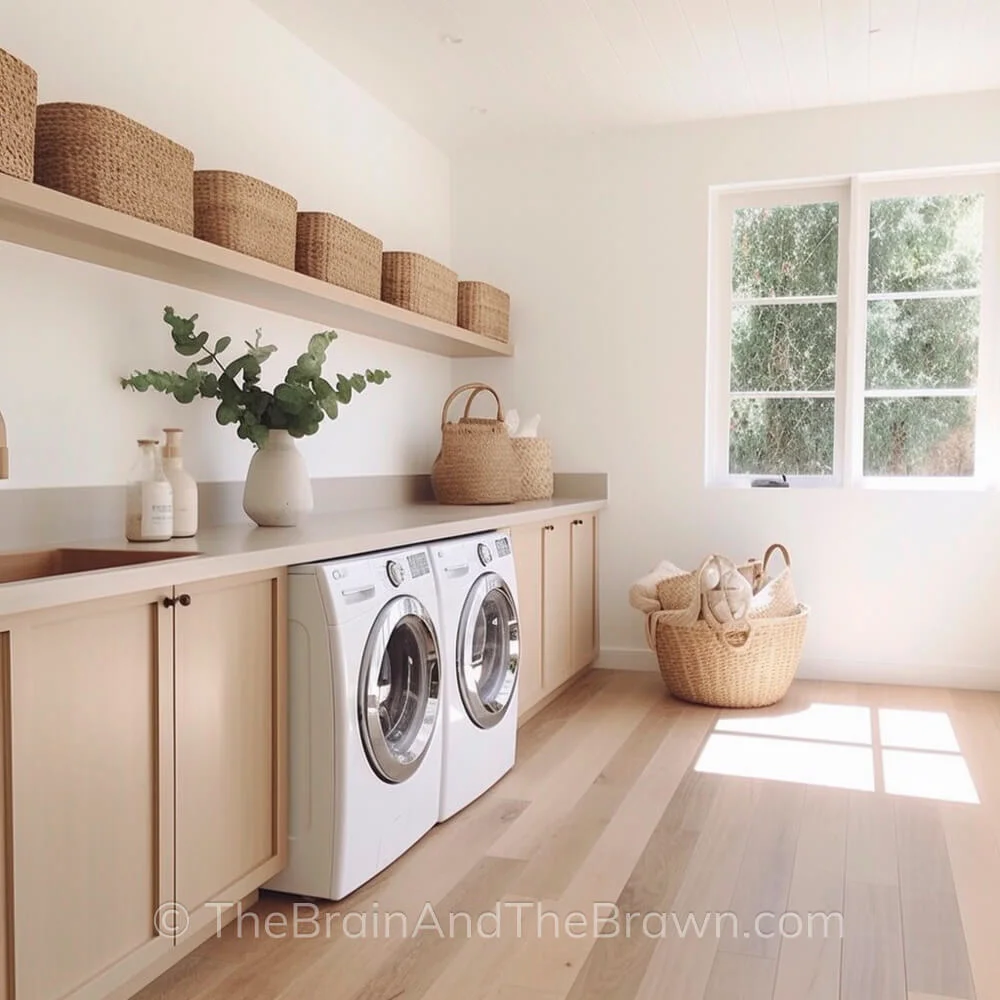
{"left": 242, "top": 429, "right": 314, "bottom": 527}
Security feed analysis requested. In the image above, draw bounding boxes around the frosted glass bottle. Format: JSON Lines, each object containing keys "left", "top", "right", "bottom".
{"left": 125, "top": 440, "right": 174, "bottom": 542}
{"left": 162, "top": 428, "right": 198, "bottom": 537}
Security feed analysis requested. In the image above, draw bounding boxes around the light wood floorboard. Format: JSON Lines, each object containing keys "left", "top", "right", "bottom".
{"left": 135, "top": 671, "right": 1000, "bottom": 1000}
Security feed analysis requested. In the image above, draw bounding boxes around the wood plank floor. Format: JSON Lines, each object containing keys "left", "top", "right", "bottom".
{"left": 138, "top": 669, "right": 1000, "bottom": 1000}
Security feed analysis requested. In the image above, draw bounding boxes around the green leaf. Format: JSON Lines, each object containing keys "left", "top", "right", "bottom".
{"left": 216, "top": 401, "right": 240, "bottom": 425}
{"left": 320, "top": 394, "right": 339, "bottom": 420}
{"left": 350, "top": 373, "right": 367, "bottom": 392}
{"left": 214, "top": 336, "right": 232, "bottom": 355}
{"left": 308, "top": 332, "right": 335, "bottom": 359}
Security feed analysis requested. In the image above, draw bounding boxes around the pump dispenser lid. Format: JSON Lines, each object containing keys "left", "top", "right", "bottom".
{"left": 137, "top": 439, "right": 158, "bottom": 445}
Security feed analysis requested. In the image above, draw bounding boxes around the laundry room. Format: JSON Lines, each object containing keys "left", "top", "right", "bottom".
{"left": 2, "top": 1, "right": 1000, "bottom": 998}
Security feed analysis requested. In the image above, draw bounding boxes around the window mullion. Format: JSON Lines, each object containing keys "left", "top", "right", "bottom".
{"left": 841, "top": 176, "right": 870, "bottom": 486}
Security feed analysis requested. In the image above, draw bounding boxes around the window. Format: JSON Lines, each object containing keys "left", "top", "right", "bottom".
{"left": 708, "top": 173, "right": 998, "bottom": 486}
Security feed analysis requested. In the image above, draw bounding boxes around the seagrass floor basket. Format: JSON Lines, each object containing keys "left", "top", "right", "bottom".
{"left": 194, "top": 171, "right": 297, "bottom": 268}
{"left": 654, "top": 605, "right": 809, "bottom": 709}
{"left": 34, "top": 103, "right": 194, "bottom": 233}
{"left": 0, "top": 47, "right": 37, "bottom": 181}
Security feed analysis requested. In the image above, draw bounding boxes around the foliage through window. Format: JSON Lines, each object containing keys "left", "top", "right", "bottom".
{"left": 712, "top": 175, "right": 994, "bottom": 484}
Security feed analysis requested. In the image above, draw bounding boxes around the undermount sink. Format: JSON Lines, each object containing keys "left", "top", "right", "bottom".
{"left": 0, "top": 547, "right": 197, "bottom": 585}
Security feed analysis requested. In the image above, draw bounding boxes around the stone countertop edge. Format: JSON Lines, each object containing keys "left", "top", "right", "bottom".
{"left": 0, "top": 496, "right": 607, "bottom": 619}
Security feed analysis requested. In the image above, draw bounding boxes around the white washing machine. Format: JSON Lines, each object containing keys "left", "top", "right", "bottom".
{"left": 431, "top": 531, "right": 520, "bottom": 822}
{"left": 267, "top": 544, "right": 443, "bottom": 901}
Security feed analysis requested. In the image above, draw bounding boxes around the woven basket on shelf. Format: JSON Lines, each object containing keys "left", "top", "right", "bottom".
{"left": 512, "top": 438, "right": 553, "bottom": 500}
{"left": 34, "top": 103, "right": 194, "bottom": 233}
{"left": 431, "top": 383, "right": 518, "bottom": 505}
{"left": 0, "top": 47, "right": 37, "bottom": 181}
{"left": 194, "top": 171, "right": 297, "bottom": 268}
{"left": 654, "top": 605, "right": 809, "bottom": 709}
{"left": 296, "top": 212, "right": 383, "bottom": 297}
{"left": 458, "top": 281, "right": 510, "bottom": 342}
{"left": 382, "top": 252, "right": 458, "bottom": 325}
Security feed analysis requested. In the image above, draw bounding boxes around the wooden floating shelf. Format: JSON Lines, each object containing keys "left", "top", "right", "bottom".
{"left": 0, "top": 174, "right": 513, "bottom": 359}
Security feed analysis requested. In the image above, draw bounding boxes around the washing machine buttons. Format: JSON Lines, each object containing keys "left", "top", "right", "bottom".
{"left": 477, "top": 543, "right": 493, "bottom": 567}
{"left": 386, "top": 560, "right": 406, "bottom": 587}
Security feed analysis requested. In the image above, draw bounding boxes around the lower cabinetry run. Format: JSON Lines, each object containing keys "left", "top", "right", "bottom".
{"left": 512, "top": 512, "right": 599, "bottom": 720}
{"left": 0, "top": 568, "right": 287, "bottom": 1000}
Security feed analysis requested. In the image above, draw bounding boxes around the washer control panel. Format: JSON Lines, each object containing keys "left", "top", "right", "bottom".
{"left": 477, "top": 542, "right": 494, "bottom": 567}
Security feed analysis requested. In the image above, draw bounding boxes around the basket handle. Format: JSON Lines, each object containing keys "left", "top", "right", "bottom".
{"left": 440, "top": 382, "right": 504, "bottom": 428}
{"left": 762, "top": 543, "right": 791, "bottom": 575}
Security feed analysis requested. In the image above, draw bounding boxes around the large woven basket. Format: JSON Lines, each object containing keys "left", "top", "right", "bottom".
{"left": 0, "top": 47, "right": 37, "bottom": 181}
{"left": 296, "top": 212, "right": 383, "bottom": 297}
{"left": 654, "top": 605, "right": 809, "bottom": 709}
{"left": 194, "top": 171, "right": 297, "bottom": 268}
{"left": 34, "top": 103, "right": 194, "bottom": 233}
{"left": 431, "top": 383, "right": 518, "bottom": 505}
{"left": 458, "top": 281, "right": 510, "bottom": 342}
{"left": 512, "top": 438, "right": 553, "bottom": 500}
{"left": 382, "top": 252, "right": 458, "bottom": 325}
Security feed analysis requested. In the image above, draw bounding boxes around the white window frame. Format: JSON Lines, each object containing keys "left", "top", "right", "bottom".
{"left": 707, "top": 170, "right": 1000, "bottom": 489}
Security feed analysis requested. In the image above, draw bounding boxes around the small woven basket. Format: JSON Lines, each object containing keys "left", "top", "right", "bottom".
{"left": 382, "top": 252, "right": 458, "bottom": 325}
{"left": 512, "top": 438, "right": 553, "bottom": 500}
{"left": 0, "top": 47, "right": 37, "bottom": 181}
{"left": 431, "top": 383, "right": 518, "bottom": 505}
{"left": 458, "top": 281, "right": 510, "bottom": 342}
{"left": 34, "top": 103, "right": 194, "bottom": 233}
{"left": 296, "top": 212, "right": 383, "bottom": 297}
{"left": 654, "top": 605, "right": 809, "bottom": 709}
{"left": 194, "top": 171, "right": 297, "bottom": 268}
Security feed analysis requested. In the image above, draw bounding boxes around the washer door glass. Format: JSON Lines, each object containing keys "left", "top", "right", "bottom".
{"left": 457, "top": 573, "right": 519, "bottom": 729}
{"left": 358, "top": 596, "right": 441, "bottom": 784}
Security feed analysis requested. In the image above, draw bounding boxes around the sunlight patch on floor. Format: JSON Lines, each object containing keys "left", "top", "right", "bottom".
{"left": 715, "top": 703, "right": 872, "bottom": 745}
{"left": 695, "top": 702, "right": 980, "bottom": 803}
{"left": 694, "top": 732, "right": 876, "bottom": 791}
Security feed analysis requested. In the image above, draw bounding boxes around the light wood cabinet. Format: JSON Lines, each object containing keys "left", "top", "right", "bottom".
{"left": 0, "top": 567, "right": 287, "bottom": 999}
{"left": 511, "top": 513, "right": 600, "bottom": 722}
{"left": 174, "top": 570, "right": 287, "bottom": 938}
{"left": 6, "top": 590, "right": 174, "bottom": 1000}
{"left": 511, "top": 524, "right": 544, "bottom": 716}
{"left": 542, "top": 519, "right": 575, "bottom": 691}
{"left": 570, "top": 514, "right": 598, "bottom": 673}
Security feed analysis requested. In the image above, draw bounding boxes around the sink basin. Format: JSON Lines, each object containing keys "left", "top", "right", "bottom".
{"left": 0, "top": 548, "right": 198, "bottom": 585}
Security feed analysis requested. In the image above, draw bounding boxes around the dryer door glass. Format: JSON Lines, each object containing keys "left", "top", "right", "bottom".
{"left": 359, "top": 596, "right": 441, "bottom": 784}
{"left": 457, "top": 573, "right": 519, "bottom": 730}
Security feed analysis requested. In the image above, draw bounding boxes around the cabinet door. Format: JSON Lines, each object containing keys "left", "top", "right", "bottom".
{"left": 541, "top": 518, "right": 574, "bottom": 691}
{"left": 8, "top": 590, "right": 174, "bottom": 1000}
{"left": 174, "top": 569, "right": 287, "bottom": 937}
{"left": 511, "top": 524, "right": 544, "bottom": 718}
{"left": 571, "top": 514, "right": 598, "bottom": 672}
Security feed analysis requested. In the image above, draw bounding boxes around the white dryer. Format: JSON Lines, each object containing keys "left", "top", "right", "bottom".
{"left": 431, "top": 531, "right": 520, "bottom": 822}
{"left": 267, "top": 545, "right": 443, "bottom": 901}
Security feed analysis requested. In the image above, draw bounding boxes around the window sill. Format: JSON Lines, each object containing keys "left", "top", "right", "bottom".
{"left": 706, "top": 476, "right": 992, "bottom": 493}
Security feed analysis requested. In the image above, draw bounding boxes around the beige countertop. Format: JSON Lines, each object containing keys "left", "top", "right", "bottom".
{"left": 0, "top": 496, "right": 606, "bottom": 618}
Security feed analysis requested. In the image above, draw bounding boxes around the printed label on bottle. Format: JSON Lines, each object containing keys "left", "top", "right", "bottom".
{"left": 143, "top": 484, "right": 173, "bottom": 539}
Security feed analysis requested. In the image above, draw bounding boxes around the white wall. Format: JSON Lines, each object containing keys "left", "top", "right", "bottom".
{"left": 0, "top": 0, "right": 453, "bottom": 487}
{"left": 453, "top": 90, "right": 1000, "bottom": 688}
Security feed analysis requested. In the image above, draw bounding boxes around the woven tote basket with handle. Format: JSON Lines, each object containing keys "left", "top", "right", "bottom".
{"left": 0, "top": 47, "right": 37, "bottom": 181}
{"left": 296, "top": 212, "right": 383, "bottom": 297}
{"left": 431, "top": 383, "right": 518, "bottom": 505}
{"left": 748, "top": 543, "right": 798, "bottom": 619}
{"left": 382, "top": 252, "right": 458, "bottom": 325}
{"left": 34, "top": 103, "right": 194, "bottom": 233}
{"left": 194, "top": 171, "right": 297, "bottom": 268}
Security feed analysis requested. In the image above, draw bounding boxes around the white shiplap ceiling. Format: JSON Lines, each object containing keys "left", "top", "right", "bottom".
{"left": 254, "top": 0, "right": 1000, "bottom": 147}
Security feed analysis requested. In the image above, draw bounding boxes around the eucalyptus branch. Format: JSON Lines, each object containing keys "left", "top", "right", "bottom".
{"left": 121, "top": 307, "right": 391, "bottom": 448}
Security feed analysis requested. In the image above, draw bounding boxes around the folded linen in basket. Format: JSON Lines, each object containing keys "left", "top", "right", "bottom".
{"left": 628, "top": 561, "right": 687, "bottom": 614}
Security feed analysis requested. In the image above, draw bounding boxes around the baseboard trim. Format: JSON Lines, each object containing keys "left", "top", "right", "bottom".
{"left": 594, "top": 646, "right": 1000, "bottom": 691}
